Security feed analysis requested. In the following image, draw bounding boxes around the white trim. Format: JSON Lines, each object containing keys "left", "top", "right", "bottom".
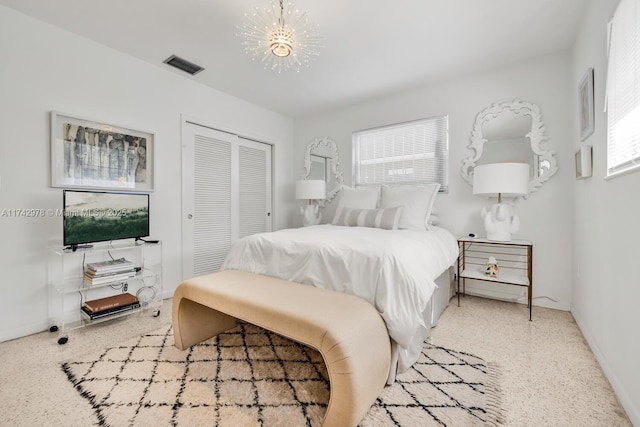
{"left": 604, "top": 161, "right": 640, "bottom": 180}
{"left": 571, "top": 305, "right": 640, "bottom": 426}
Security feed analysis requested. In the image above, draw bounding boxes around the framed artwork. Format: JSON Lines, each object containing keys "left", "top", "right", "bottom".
{"left": 575, "top": 145, "right": 593, "bottom": 179}
{"left": 51, "top": 111, "right": 154, "bottom": 191}
{"left": 579, "top": 68, "right": 595, "bottom": 141}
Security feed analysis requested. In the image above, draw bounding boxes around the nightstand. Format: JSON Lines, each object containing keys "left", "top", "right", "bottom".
{"left": 456, "top": 236, "right": 533, "bottom": 320}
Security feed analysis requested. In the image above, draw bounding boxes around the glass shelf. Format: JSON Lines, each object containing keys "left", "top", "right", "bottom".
{"left": 456, "top": 237, "right": 533, "bottom": 320}
{"left": 47, "top": 240, "right": 163, "bottom": 344}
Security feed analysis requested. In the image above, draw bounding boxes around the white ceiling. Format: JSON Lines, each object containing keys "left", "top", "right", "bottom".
{"left": 0, "top": 0, "right": 589, "bottom": 118}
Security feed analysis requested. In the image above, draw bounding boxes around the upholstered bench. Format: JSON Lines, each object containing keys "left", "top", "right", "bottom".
{"left": 172, "top": 269, "right": 391, "bottom": 427}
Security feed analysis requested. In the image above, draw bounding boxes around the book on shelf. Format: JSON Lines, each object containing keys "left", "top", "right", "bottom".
{"left": 84, "top": 266, "right": 136, "bottom": 277}
{"left": 85, "top": 267, "right": 135, "bottom": 277}
{"left": 83, "top": 292, "right": 139, "bottom": 313}
{"left": 85, "top": 258, "right": 134, "bottom": 274}
{"left": 81, "top": 302, "right": 141, "bottom": 320}
{"left": 83, "top": 270, "right": 136, "bottom": 285}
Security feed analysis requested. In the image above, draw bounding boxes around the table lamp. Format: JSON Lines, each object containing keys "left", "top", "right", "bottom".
{"left": 295, "top": 179, "right": 326, "bottom": 227}
{"left": 473, "top": 162, "right": 530, "bottom": 241}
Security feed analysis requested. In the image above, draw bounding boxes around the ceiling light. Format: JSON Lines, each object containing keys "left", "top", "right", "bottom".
{"left": 237, "top": 0, "right": 322, "bottom": 73}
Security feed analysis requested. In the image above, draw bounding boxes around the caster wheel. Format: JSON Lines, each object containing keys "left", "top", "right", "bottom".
{"left": 58, "top": 336, "right": 68, "bottom": 345}
{"left": 153, "top": 310, "right": 160, "bottom": 317}
{"left": 49, "top": 325, "right": 59, "bottom": 333}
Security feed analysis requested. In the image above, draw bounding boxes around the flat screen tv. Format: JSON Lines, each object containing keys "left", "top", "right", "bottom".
{"left": 63, "top": 190, "right": 149, "bottom": 250}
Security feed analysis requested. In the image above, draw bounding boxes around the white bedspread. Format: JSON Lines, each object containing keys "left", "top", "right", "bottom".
{"left": 221, "top": 224, "right": 459, "bottom": 351}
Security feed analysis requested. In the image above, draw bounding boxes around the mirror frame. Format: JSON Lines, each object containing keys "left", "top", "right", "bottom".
{"left": 303, "top": 136, "right": 344, "bottom": 206}
{"left": 461, "top": 99, "right": 558, "bottom": 194}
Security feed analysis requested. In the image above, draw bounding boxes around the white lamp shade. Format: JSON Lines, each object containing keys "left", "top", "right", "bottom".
{"left": 473, "top": 163, "right": 530, "bottom": 197}
{"left": 295, "top": 180, "right": 326, "bottom": 200}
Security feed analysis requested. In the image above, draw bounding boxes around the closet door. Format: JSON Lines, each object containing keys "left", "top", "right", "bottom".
{"left": 239, "top": 138, "right": 272, "bottom": 238}
{"left": 182, "top": 123, "right": 272, "bottom": 279}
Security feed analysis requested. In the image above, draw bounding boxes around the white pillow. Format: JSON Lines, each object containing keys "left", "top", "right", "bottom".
{"left": 331, "top": 186, "right": 380, "bottom": 224}
{"left": 427, "top": 207, "right": 440, "bottom": 227}
{"left": 380, "top": 184, "right": 440, "bottom": 230}
{"left": 333, "top": 206, "right": 404, "bottom": 230}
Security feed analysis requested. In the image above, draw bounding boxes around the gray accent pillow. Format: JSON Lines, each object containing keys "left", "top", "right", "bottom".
{"left": 334, "top": 206, "right": 404, "bottom": 230}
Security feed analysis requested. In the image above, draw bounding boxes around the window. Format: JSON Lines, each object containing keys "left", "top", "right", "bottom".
{"left": 352, "top": 115, "right": 449, "bottom": 191}
{"left": 606, "top": 0, "right": 640, "bottom": 177}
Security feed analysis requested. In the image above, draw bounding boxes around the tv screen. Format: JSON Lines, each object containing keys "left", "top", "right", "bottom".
{"left": 63, "top": 190, "right": 149, "bottom": 249}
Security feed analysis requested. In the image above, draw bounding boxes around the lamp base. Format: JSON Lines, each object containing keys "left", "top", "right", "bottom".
{"left": 300, "top": 203, "right": 321, "bottom": 227}
{"left": 481, "top": 202, "right": 520, "bottom": 242}
{"left": 485, "top": 231, "right": 513, "bottom": 242}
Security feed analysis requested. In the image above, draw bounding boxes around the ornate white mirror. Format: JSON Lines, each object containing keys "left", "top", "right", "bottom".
{"left": 461, "top": 99, "right": 558, "bottom": 194}
{"left": 303, "top": 137, "right": 344, "bottom": 206}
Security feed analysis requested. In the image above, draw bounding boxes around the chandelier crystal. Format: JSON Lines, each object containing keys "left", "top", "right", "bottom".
{"left": 237, "top": 0, "right": 322, "bottom": 73}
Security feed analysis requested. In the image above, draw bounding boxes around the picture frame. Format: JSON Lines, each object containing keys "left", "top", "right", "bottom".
{"left": 51, "top": 111, "right": 154, "bottom": 191}
{"left": 579, "top": 68, "right": 595, "bottom": 141}
{"left": 575, "top": 145, "right": 593, "bottom": 179}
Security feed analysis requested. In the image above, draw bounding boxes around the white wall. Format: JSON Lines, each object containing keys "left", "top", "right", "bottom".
{"left": 0, "top": 6, "right": 295, "bottom": 343}
{"left": 571, "top": 0, "right": 640, "bottom": 424}
{"left": 295, "top": 51, "right": 574, "bottom": 311}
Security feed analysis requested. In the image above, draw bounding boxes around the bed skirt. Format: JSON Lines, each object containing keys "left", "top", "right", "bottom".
{"left": 387, "top": 266, "right": 454, "bottom": 383}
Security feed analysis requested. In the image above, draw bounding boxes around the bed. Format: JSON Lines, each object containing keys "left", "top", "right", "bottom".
{"left": 220, "top": 221, "right": 459, "bottom": 383}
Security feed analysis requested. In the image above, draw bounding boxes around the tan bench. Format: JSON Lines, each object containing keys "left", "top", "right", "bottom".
{"left": 172, "top": 269, "right": 391, "bottom": 427}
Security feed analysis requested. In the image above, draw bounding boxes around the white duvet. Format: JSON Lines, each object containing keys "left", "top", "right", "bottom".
{"left": 221, "top": 224, "right": 459, "bottom": 351}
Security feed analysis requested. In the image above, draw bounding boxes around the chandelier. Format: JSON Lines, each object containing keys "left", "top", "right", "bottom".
{"left": 237, "top": 0, "right": 322, "bottom": 73}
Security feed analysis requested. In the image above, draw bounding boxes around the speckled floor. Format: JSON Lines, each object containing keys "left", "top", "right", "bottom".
{"left": 0, "top": 296, "right": 632, "bottom": 426}
{"left": 430, "top": 295, "right": 632, "bottom": 426}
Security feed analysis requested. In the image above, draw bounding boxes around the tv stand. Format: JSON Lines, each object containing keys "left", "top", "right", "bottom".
{"left": 47, "top": 240, "right": 163, "bottom": 344}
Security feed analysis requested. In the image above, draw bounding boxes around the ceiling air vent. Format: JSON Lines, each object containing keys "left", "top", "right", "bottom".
{"left": 163, "top": 55, "right": 204, "bottom": 75}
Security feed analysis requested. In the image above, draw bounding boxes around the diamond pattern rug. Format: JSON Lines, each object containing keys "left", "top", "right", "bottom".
{"left": 61, "top": 322, "right": 503, "bottom": 426}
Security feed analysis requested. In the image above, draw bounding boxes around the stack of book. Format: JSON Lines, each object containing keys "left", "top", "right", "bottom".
{"left": 81, "top": 292, "right": 141, "bottom": 320}
{"left": 84, "top": 258, "right": 136, "bottom": 286}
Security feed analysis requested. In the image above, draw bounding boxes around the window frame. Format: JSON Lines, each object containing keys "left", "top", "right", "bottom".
{"left": 351, "top": 115, "right": 449, "bottom": 192}
{"left": 605, "top": 0, "right": 640, "bottom": 179}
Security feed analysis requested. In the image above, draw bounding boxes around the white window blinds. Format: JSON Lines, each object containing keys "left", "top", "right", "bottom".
{"left": 353, "top": 116, "right": 449, "bottom": 191}
{"left": 606, "top": 0, "right": 640, "bottom": 176}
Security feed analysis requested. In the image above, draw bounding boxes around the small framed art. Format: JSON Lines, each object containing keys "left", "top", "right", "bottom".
{"left": 575, "top": 145, "right": 592, "bottom": 179}
{"left": 51, "top": 111, "right": 154, "bottom": 191}
{"left": 579, "top": 68, "right": 595, "bottom": 141}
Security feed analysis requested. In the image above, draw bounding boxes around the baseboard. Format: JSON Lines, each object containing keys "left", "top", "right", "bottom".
{"left": 1, "top": 294, "right": 175, "bottom": 344}
{"left": 161, "top": 289, "right": 174, "bottom": 301}
{"left": 461, "top": 280, "right": 570, "bottom": 311}
{"left": 571, "top": 305, "right": 639, "bottom": 426}
{"left": 464, "top": 287, "right": 525, "bottom": 303}
{"left": 0, "top": 321, "right": 50, "bottom": 344}
{"left": 462, "top": 278, "right": 524, "bottom": 297}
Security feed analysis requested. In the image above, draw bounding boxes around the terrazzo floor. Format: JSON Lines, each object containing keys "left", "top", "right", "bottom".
{"left": 430, "top": 295, "right": 632, "bottom": 426}
{"left": 0, "top": 295, "right": 632, "bottom": 426}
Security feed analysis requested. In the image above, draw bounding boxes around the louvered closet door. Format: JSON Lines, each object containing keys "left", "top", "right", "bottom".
{"left": 239, "top": 138, "right": 272, "bottom": 238}
{"left": 182, "top": 123, "right": 272, "bottom": 279}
